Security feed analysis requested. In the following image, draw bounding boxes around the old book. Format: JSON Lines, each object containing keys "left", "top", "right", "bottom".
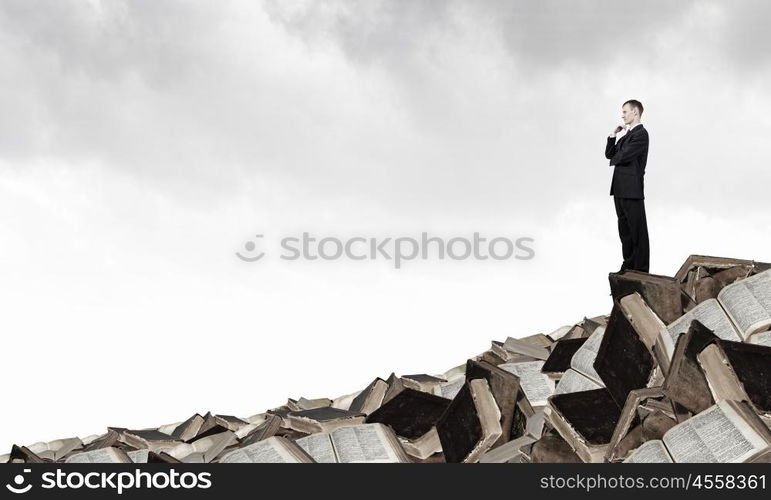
{"left": 8, "top": 445, "right": 48, "bottom": 463}
{"left": 129, "top": 449, "right": 183, "bottom": 463}
{"left": 554, "top": 368, "right": 603, "bottom": 395}
{"left": 511, "top": 398, "right": 530, "bottom": 439}
{"left": 675, "top": 255, "right": 760, "bottom": 284}
{"left": 623, "top": 400, "right": 771, "bottom": 463}
{"left": 331, "top": 390, "right": 363, "bottom": 411}
{"left": 583, "top": 315, "right": 609, "bottom": 335}
{"left": 118, "top": 429, "right": 180, "bottom": 453}
{"left": 560, "top": 325, "right": 588, "bottom": 341}
{"left": 295, "top": 423, "right": 411, "bottom": 463}
{"left": 437, "top": 376, "right": 466, "bottom": 400}
{"left": 295, "top": 397, "right": 332, "bottom": 410}
{"left": 410, "top": 452, "right": 445, "bottom": 463}
{"left": 668, "top": 299, "right": 743, "bottom": 342}
{"left": 479, "top": 435, "right": 537, "bottom": 463}
{"left": 542, "top": 338, "right": 588, "bottom": 378}
{"left": 286, "top": 407, "right": 366, "bottom": 433}
{"left": 526, "top": 408, "right": 548, "bottom": 438}
{"left": 170, "top": 414, "right": 205, "bottom": 441}
{"left": 151, "top": 451, "right": 184, "bottom": 463}
{"left": 594, "top": 303, "right": 657, "bottom": 408}
{"left": 502, "top": 336, "right": 551, "bottom": 360}
{"left": 219, "top": 436, "right": 315, "bottom": 463}
{"left": 348, "top": 377, "right": 389, "bottom": 415}
{"left": 490, "top": 340, "right": 513, "bottom": 361}
{"left": 166, "top": 430, "right": 238, "bottom": 463}
{"left": 192, "top": 412, "right": 233, "bottom": 440}
{"left": 239, "top": 413, "right": 283, "bottom": 446}
{"left": 213, "top": 415, "right": 250, "bottom": 432}
{"left": 675, "top": 256, "right": 763, "bottom": 308}
{"left": 567, "top": 324, "right": 606, "bottom": 386}
{"left": 80, "top": 429, "right": 122, "bottom": 452}
{"left": 662, "top": 320, "right": 718, "bottom": 414}
{"left": 545, "top": 388, "right": 623, "bottom": 463}
{"left": 401, "top": 374, "right": 447, "bottom": 394}
{"left": 382, "top": 372, "right": 406, "bottom": 404}
{"left": 546, "top": 324, "right": 574, "bottom": 342}
{"left": 619, "top": 292, "right": 675, "bottom": 375}
{"left": 266, "top": 406, "right": 292, "bottom": 427}
{"left": 529, "top": 433, "right": 583, "bottom": 463}
{"left": 518, "top": 332, "right": 555, "bottom": 347}
{"left": 668, "top": 269, "right": 771, "bottom": 342}
{"left": 65, "top": 447, "right": 132, "bottom": 463}
{"left": 275, "top": 427, "right": 310, "bottom": 441}
{"left": 26, "top": 438, "right": 82, "bottom": 462}
{"left": 750, "top": 331, "right": 771, "bottom": 347}
{"left": 436, "top": 378, "right": 503, "bottom": 463}
{"left": 609, "top": 271, "right": 683, "bottom": 324}
{"left": 465, "top": 358, "right": 521, "bottom": 445}
{"left": 698, "top": 340, "right": 771, "bottom": 422}
{"left": 499, "top": 360, "right": 555, "bottom": 407}
{"left": 605, "top": 387, "right": 666, "bottom": 462}
{"left": 642, "top": 409, "right": 677, "bottom": 440}
{"left": 365, "top": 388, "right": 450, "bottom": 459}
{"left": 475, "top": 347, "right": 508, "bottom": 366}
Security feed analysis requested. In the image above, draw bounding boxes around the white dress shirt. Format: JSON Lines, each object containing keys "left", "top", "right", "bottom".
{"left": 609, "top": 122, "right": 642, "bottom": 139}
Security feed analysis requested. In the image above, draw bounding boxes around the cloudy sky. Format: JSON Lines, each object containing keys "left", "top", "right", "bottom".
{"left": 2, "top": 0, "right": 771, "bottom": 451}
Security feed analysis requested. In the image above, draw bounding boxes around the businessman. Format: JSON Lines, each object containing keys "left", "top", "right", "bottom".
{"left": 605, "top": 99, "right": 649, "bottom": 273}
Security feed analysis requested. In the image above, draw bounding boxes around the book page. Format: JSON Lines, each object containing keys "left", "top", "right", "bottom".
{"left": 554, "top": 368, "right": 603, "bottom": 395}
{"left": 127, "top": 450, "right": 149, "bottom": 463}
{"left": 330, "top": 424, "right": 398, "bottom": 463}
{"left": 662, "top": 401, "right": 769, "bottom": 463}
{"left": 623, "top": 440, "right": 673, "bottom": 463}
{"left": 439, "top": 377, "right": 465, "bottom": 399}
{"left": 718, "top": 269, "right": 771, "bottom": 338}
{"left": 749, "top": 330, "right": 771, "bottom": 347}
{"left": 499, "top": 361, "right": 555, "bottom": 406}
{"left": 667, "top": 299, "right": 741, "bottom": 342}
{"left": 65, "top": 448, "right": 128, "bottom": 463}
{"left": 296, "top": 433, "right": 338, "bottom": 463}
{"left": 569, "top": 326, "right": 605, "bottom": 385}
{"left": 502, "top": 337, "right": 550, "bottom": 360}
{"left": 219, "top": 437, "right": 299, "bottom": 463}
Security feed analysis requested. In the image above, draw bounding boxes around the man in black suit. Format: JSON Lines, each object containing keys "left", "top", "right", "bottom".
{"left": 605, "top": 99, "right": 649, "bottom": 273}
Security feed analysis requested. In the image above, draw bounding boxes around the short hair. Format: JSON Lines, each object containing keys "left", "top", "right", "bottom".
{"left": 623, "top": 99, "right": 644, "bottom": 116}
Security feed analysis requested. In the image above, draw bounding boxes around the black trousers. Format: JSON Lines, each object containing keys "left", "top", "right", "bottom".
{"left": 613, "top": 196, "right": 649, "bottom": 273}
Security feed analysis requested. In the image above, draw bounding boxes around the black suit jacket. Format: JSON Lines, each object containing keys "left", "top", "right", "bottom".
{"left": 605, "top": 124, "right": 648, "bottom": 199}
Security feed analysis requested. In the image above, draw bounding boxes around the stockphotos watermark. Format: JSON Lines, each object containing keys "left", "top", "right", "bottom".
{"left": 236, "top": 232, "right": 535, "bottom": 269}
{"left": 4, "top": 468, "right": 212, "bottom": 495}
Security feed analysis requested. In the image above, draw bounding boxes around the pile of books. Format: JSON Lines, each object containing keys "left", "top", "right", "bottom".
{"left": 4, "top": 255, "right": 771, "bottom": 463}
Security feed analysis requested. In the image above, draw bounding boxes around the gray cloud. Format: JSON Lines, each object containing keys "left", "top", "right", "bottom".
{"left": 1, "top": 1, "right": 771, "bottom": 219}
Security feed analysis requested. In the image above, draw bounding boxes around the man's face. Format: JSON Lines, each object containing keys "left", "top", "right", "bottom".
{"left": 621, "top": 103, "right": 637, "bottom": 125}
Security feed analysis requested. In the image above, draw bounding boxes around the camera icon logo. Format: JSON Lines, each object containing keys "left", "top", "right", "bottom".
{"left": 5, "top": 469, "right": 32, "bottom": 494}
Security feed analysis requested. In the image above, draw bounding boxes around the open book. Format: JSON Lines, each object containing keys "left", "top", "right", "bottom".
{"left": 26, "top": 438, "right": 82, "bottom": 462}
{"left": 295, "top": 423, "right": 410, "bottom": 463}
{"left": 623, "top": 400, "right": 771, "bottom": 463}
{"left": 65, "top": 447, "right": 132, "bottom": 463}
{"left": 698, "top": 340, "right": 771, "bottom": 423}
{"left": 554, "top": 368, "right": 603, "bottom": 395}
{"left": 550, "top": 325, "right": 608, "bottom": 396}
{"left": 499, "top": 360, "right": 555, "bottom": 407}
{"left": 668, "top": 269, "right": 771, "bottom": 343}
{"left": 219, "top": 436, "right": 315, "bottom": 463}
{"left": 365, "top": 389, "right": 450, "bottom": 459}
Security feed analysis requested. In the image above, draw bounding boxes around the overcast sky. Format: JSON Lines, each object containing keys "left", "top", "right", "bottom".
{"left": 2, "top": 1, "right": 771, "bottom": 451}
